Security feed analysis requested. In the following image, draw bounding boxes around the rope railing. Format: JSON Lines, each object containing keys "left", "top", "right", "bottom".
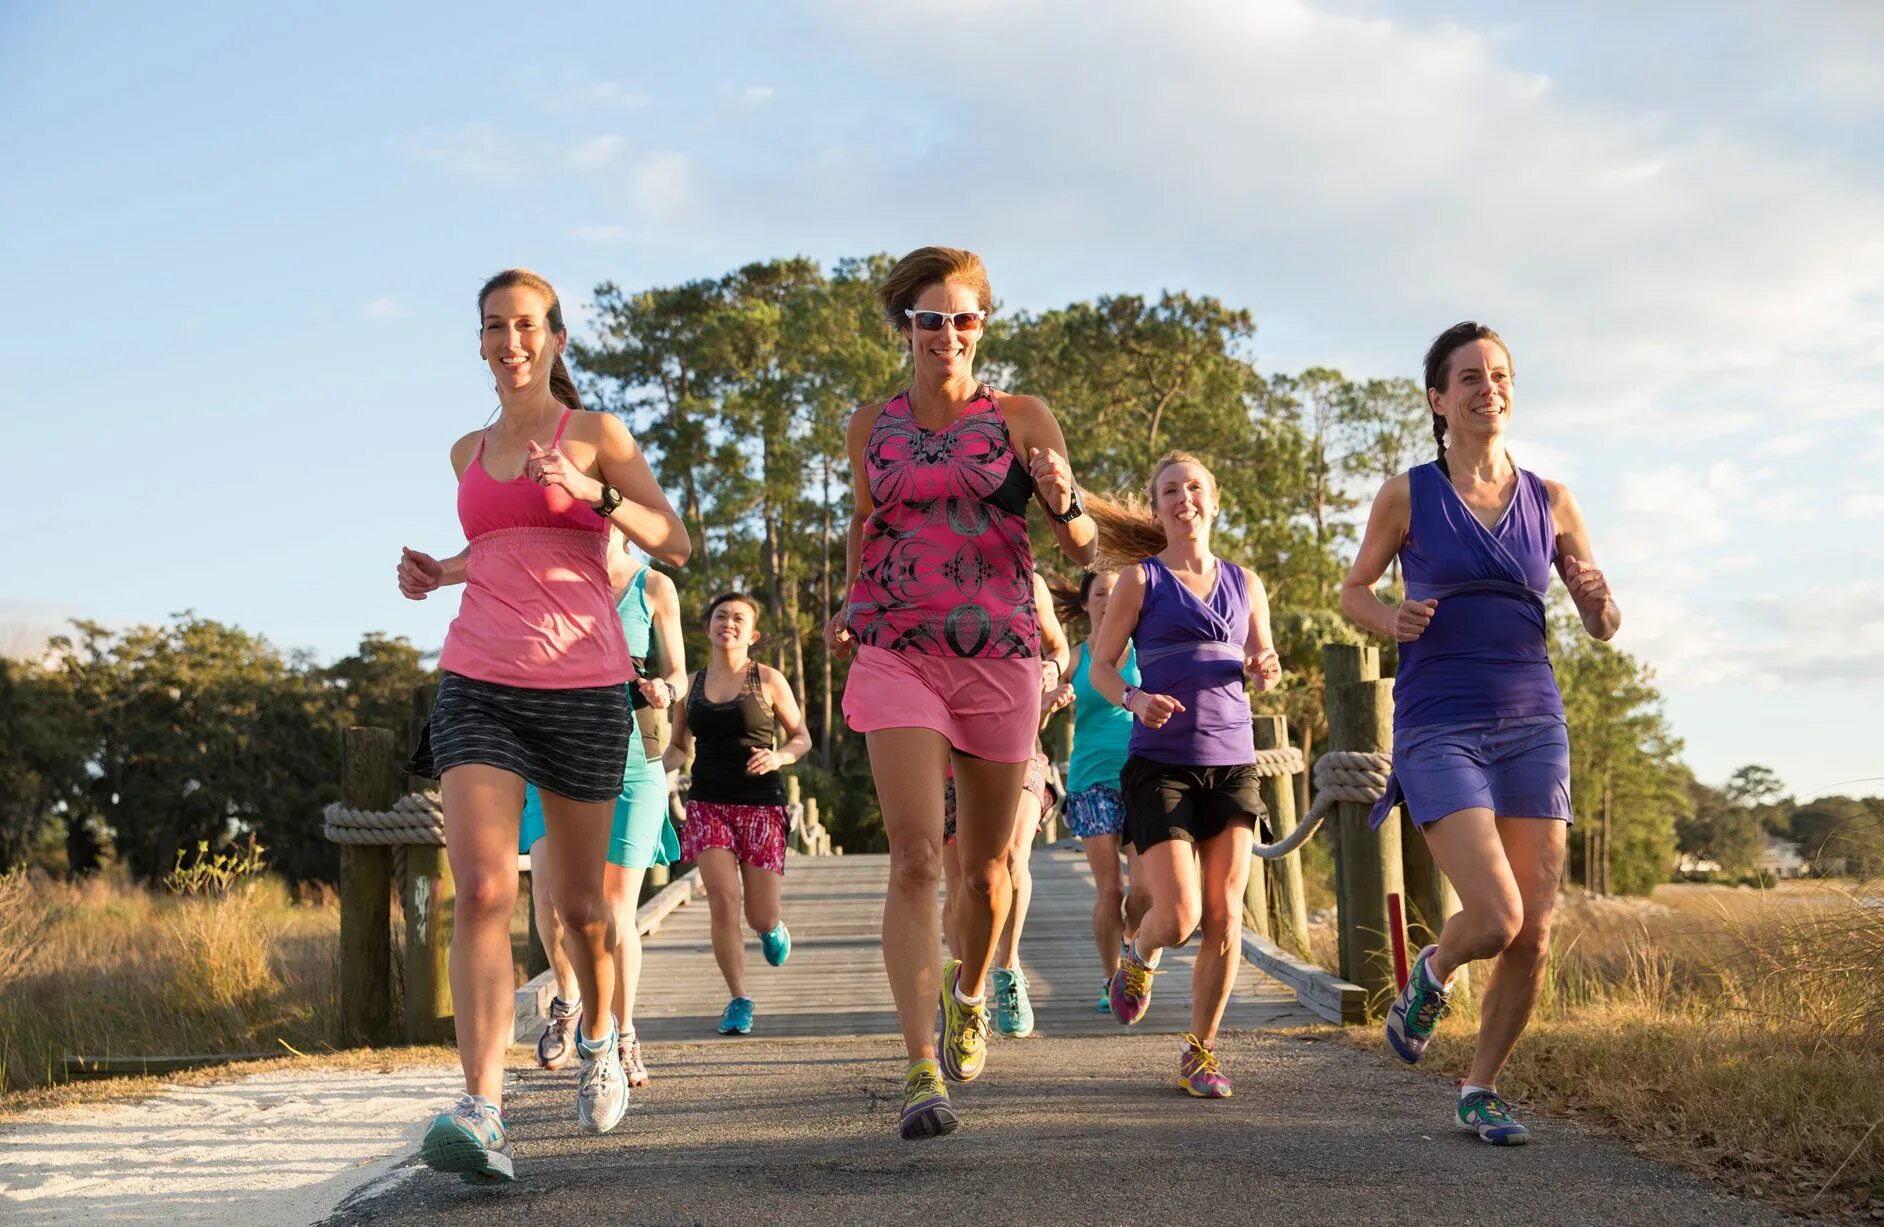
{"left": 323, "top": 791, "right": 445, "bottom": 846}
{"left": 1249, "top": 749, "right": 1392, "bottom": 860}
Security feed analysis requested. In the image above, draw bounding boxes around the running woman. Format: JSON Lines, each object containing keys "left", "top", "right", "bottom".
{"left": 395, "top": 268, "right": 690, "bottom": 1182}
{"left": 1085, "top": 452, "right": 1283, "bottom": 1099}
{"left": 1042, "top": 569, "right": 1151, "bottom": 1014}
{"left": 1340, "top": 322, "right": 1617, "bottom": 1145}
{"left": 521, "top": 532, "right": 686, "bottom": 1088}
{"left": 939, "top": 570, "right": 1069, "bottom": 1038}
{"left": 824, "top": 246, "right": 1096, "bottom": 1139}
{"left": 663, "top": 591, "right": 811, "bottom": 1036}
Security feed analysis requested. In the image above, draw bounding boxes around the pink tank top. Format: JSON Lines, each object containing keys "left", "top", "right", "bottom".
{"left": 846, "top": 387, "right": 1040, "bottom": 658}
{"left": 437, "top": 410, "right": 634, "bottom": 689}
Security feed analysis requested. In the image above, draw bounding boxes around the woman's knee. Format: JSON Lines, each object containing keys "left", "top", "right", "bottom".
{"left": 1095, "top": 882, "right": 1125, "bottom": 916}
{"left": 1502, "top": 916, "right": 1552, "bottom": 967}
{"left": 553, "top": 885, "right": 609, "bottom": 935}
{"left": 888, "top": 841, "right": 941, "bottom": 894}
{"left": 456, "top": 872, "right": 517, "bottom": 925}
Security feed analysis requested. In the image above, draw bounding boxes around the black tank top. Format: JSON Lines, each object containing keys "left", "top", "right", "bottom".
{"left": 685, "top": 662, "right": 786, "bottom": 805}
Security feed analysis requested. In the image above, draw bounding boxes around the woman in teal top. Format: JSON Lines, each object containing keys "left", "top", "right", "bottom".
{"left": 1046, "top": 570, "right": 1148, "bottom": 1012}
{"left": 518, "top": 534, "right": 684, "bottom": 1087}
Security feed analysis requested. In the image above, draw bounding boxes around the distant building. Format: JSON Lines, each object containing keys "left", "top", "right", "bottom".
{"left": 1758, "top": 834, "right": 1809, "bottom": 879}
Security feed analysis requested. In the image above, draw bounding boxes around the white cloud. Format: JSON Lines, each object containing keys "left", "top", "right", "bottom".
{"left": 561, "top": 79, "right": 650, "bottom": 112}
{"left": 394, "top": 123, "right": 521, "bottom": 182}
{"left": 568, "top": 224, "right": 628, "bottom": 242}
{"left": 362, "top": 298, "right": 404, "bottom": 319}
{"left": 1844, "top": 492, "right": 1884, "bottom": 518}
{"left": 568, "top": 135, "right": 629, "bottom": 171}
{"left": 632, "top": 151, "right": 702, "bottom": 222}
{"left": 1757, "top": 431, "right": 1820, "bottom": 458}
{"left": 1612, "top": 463, "right": 1736, "bottom": 560}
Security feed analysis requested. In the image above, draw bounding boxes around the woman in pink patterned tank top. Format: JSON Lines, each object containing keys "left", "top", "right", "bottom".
{"left": 823, "top": 246, "right": 1096, "bottom": 1140}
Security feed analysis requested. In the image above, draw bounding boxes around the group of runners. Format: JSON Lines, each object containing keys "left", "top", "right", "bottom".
{"left": 392, "top": 247, "right": 1619, "bottom": 1183}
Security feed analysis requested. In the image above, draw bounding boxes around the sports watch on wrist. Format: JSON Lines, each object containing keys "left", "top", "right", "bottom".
{"left": 593, "top": 483, "right": 623, "bottom": 517}
{"left": 1047, "top": 483, "right": 1087, "bottom": 524}
{"left": 1121, "top": 684, "right": 1140, "bottom": 713}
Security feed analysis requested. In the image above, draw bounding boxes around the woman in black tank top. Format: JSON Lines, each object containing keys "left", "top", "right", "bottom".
{"left": 663, "top": 591, "right": 812, "bottom": 1035}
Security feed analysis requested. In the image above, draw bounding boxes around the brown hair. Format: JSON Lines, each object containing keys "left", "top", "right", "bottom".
{"left": 1088, "top": 451, "right": 1218, "bottom": 570}
{"left": 1422, "top": 321, "right": 1511, "bottom": 474}
{"left": 877, "top": 246, "right": 994, "bottom": 332}
{"left": 478, "top": 268, "right": 584, "bottom": 412}
{"left": 1048, "top": 569, "right": 1117, "bottom": 629}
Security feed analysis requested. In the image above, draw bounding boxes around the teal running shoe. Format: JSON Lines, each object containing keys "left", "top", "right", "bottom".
{"left": 719, "top": 996, "right": 755, "bottom": 1035}
{"left": 1458, "top": 1089, "right": 1530, "bottom": 1145}
{"left": 1097, "top": 980, "right": 1112, "bottom": 1014}
{"left": 991, "top": 966, "right": 1035, "bottom": 1037}
{"left": 420, "top": 1094, "right": 513, "bottom": 1184}
{"left": 1386, "top": 944, "right": 1451, "bottom": 1064}
{"left": 760, "top": 922, "right": 792, "bottom": 967}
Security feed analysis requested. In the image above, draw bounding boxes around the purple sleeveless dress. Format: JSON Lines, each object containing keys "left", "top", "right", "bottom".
{"left": 1370, "top": 462, "right": 1573, "bottom": 829}
{"left": 1129, "top": 557, "right": 1256, "bottom": 766}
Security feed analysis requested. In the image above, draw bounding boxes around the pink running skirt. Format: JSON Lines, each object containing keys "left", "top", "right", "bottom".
{"left": 842, "top": 645, "right": 1042, "bottom": 763}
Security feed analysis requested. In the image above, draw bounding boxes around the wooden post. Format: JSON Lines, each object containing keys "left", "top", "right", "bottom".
{"left": 1241, "top": 837, "right": 1271, "bottom": 940}
{"left": 407, "top": 682, "right": 439, "bottom": 791}
{"left": 1322, "top": 644, "right": 1404, "bottom": 1012}
{"left": 1254, "top": 715, "right": 1309, "bottom": 956}
{"left": 403, "top": 842, "right": 455, "bottom": 1044}
{"left": 339, "top": 727, "right": 398, "bottom": 1046}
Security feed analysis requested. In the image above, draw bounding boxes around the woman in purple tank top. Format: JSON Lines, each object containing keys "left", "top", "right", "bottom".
{"left": 1340, "top": 322, "right": 1619, "bottom": 1145}
{"left": 823, "top": 247, "right": 1096, "bottom": 1140}
{"left": 393, "top": 270, "right": 690, "bottom": 1178}
{"left": 1084, "top": 452, "right": 1283, "bottom": 1100}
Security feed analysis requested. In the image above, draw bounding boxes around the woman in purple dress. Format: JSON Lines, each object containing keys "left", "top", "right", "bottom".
{"left": 1340, "top": 322, "right": 1618, "bottom": 1145}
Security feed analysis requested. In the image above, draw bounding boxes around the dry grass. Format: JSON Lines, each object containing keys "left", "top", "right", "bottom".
{"left": 1378, "top": 881, "right": 1884, "bottom": 1221}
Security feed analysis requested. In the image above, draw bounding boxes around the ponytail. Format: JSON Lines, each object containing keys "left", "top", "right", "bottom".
{"left": 550, "top": 351, "right": 584, "bottom": 412}
{"left": 1045, "top": 571, "right": 1086, "bottom": 629}
{"left": 1432, "top": 411, "right": 1448, "bottom": 475}
{"left": 1086, "top": 493, "right": 1168, "bottom": 571}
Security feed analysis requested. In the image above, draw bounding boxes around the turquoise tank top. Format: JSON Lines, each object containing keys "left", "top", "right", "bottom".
{"left": 617, "top": 565, "right": 652, "bottom": 659}
{"left": 1068, "top": 640, "right": 1140, "bottom": 793}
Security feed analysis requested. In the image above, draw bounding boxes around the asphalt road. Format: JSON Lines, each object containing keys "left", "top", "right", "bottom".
{"left": 324, "top": 1030, "right": 1786, "bottom": 1227}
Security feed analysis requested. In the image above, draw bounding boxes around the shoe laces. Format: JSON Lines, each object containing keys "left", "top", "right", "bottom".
{"left": 580, "top": 1048, "right": 617, "bottom": 1098}
{"left": 549, "top": 995, "right": 581, "bottom": 1023}
{"left": 995, "top": 972, "right": 1021, "bottom": 1013}
{"left": 452, "top": 1093, "right": 487, "bottom": 1121}
{"left": 905, "top": 1064, "right": 945, "bottom": 1099}
{"left": 1411, "top": 982, "right": 1449, "bottom": 1032}
{"left": 1464, "top": 1090, "right": 1515, "bottom": 1124}
{"left": 1181, "top": 1035, "right": 1222, "bottom": 1078}
{"left": 961, "top": 1002, "right": 990, "bottom": 1048}
{"left": 1122, "top": 957, "right": 1160, "bottom": 997}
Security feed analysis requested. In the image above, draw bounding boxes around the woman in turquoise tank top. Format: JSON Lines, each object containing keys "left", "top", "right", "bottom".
{"left": 517, "top": 535, "right": 685, "bottom": 1089}
{"left": 1044, "top": 570, "right": 1149, "bottom": 1014}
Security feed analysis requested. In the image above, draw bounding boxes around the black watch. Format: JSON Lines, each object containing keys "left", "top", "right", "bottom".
{"left": 593, "top": 484, "right": 622, "bottom": 517}
{"left": 1047, "top": 484, "right": 1087, "bottom": 524}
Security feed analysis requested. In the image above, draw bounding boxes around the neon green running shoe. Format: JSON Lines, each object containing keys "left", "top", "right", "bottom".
{"left": 937, "top": 959, "right": 989, "bottom": 1082}
{"left": 899, "top": 1058, "right": 959, "bottom": 1139}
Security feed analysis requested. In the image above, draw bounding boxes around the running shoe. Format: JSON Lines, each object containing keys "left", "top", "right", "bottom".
{"left": 1178, "top": 1034, "right": 1232, "bottom": 1099}
{"left": 760, "top": 921, "right": 792, "bottom": 967}
{"left": 991, "top": 966, "right": 1035, "bottom": 1037}
{"left": 620, "top": 1029, "right": 650, "bottom": 1089}
{"left": 1108, "top": 947, "right": 1159, "bottom": 1026}
{"left": 1386, "top": 944, "right": 1451, "bottom": 1064}
{"left": 937, "top": 959, "right": 989, "bottom": 1082}
{"left": 576, "top": 1023, "right": 628, "bottom": 1134}
{"left": 1458, "top": 1089, "right": 1530, "bottom": 1145}
{"left": 899, "top": 1058, "right": 959, "bottom": 1140}
{"left": 718, "top": 996, "right": 755, "bottom": 1035}
{"left": 1097, "top": 980, "right": 1112, "bottom": 1014}
{"left": 534, "top": 994, "right": 581, "bottom": 1071}
{"left": 420, "top": 1094, "right": 513, "bottom": 1184}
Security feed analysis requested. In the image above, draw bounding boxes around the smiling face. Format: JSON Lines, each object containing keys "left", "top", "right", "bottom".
{"left": 901, "top": 280, "right": 982, "bottom": 383}
{"left": 707, "top": 596, "right": 761, "bottom": 651}
{"left": 1429, "top": 337, "right": 1514, "bottom": 446}
{"left": 1151, "top": 459, "right": 1217, "bottom": 542}
{"left": 480, "top": 284, "right": 564, "bottom": 395}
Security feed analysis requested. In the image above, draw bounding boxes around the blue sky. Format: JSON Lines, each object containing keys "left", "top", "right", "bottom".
{"left": 2, "top": 1, "right": 1879, "bottom": 800}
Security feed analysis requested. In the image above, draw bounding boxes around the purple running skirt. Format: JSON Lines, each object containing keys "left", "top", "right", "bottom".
{"left": 1377, "top": 715, "right": 1572, "bottom": 828}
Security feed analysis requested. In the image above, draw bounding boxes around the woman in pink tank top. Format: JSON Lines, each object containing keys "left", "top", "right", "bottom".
{"left": 394, "top": 269, "right": 689, "bottom": 1181}
{"left": 822, "top": 246, "right": 1097, "bottom": 1140}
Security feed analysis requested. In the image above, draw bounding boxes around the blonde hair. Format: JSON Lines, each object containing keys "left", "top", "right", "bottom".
{"left": 1088, "top": 451, "right": 1219, "bottom": 569}
{"left": 877, "top": 246, "right": 994, "bottom": 331}
{"left": 478, "top": 268, "right": 583, "bottom": 412}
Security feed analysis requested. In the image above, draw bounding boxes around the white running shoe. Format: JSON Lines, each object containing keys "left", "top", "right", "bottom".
{"left": 576, "top": 1019, "right": 628, "bottom": 1134}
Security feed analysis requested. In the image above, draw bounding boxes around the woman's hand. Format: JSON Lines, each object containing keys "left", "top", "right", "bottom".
{"left": 1041, "top": 681, "right": 1074, "bottom": 727}
{"left": 528, "top": 438, "right": 604, "bottom": 505}
{"left": 1394, "top": 598, "right": 1438, "bottom": 643}
{"left": 397, "top": 547, "right": 444, "bottom": 600}
{"left": 1028, "top": 446, "right": 1075, "bottom": 517}
{"left": 1129, "top": 690, "right": 1186, "bottom": 729}
{"left": 747, "top": 747, "right": 788, "bottom": 775}
{"left": 634, "top": 677, "right": 673, "bottom": 709}
{"left": 1244, "top": 647, "right": 1282, "bottom": 692}
{"left": 823, "top": 611, "right": 857, "bottom": 660}
{"left": 1564, "top": 556, "right": 1610, "bottom": 613}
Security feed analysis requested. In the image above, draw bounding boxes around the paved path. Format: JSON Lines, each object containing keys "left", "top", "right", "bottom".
{"left": 630, "top": 850, "right": 1314, "bottom": 1043}
{"left": 327, "top": 851, "right": 1783, "bottom": 1226}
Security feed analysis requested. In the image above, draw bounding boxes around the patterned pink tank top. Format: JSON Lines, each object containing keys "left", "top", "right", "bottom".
{"left": 846, "top": 387, "right": 1040, "bottom": 659}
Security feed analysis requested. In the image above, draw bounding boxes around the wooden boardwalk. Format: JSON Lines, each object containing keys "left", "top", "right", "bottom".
{"left": 626, "top": 849, "right": 1317, "bottom": 1042}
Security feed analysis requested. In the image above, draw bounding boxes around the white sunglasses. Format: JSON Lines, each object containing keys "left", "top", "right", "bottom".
{"left": 904, "top": 309, "right": 987, "bottom": 332}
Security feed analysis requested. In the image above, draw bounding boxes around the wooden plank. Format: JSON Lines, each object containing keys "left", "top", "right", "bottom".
{"left": 1241, "top": 931, "right": 1367, "bottom": 1025}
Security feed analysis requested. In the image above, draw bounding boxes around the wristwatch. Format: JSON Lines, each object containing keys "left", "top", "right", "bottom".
{"left": 593, "top": 483, "right": 623, "bottom": 517}
{"left": 1121, "top": 684, "right": 1140, "bottom": 713}
{"left": 1047, "top": 483, "right": 1087, "bottom": 524}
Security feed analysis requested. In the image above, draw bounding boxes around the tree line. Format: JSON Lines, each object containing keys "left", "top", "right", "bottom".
{"left": 2, "top": 253, "right": 1790, "bottom": 894}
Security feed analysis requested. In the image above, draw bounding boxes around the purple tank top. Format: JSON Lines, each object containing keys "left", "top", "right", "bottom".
{"left": 847, "top": 388, "right": 1040, "bottom": 658}
{"left": 1394, "top": 461, "right": 1564, "bottom": 729}
{"left": 1128, "top": 557, "right": 1255, "bottom": 767}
